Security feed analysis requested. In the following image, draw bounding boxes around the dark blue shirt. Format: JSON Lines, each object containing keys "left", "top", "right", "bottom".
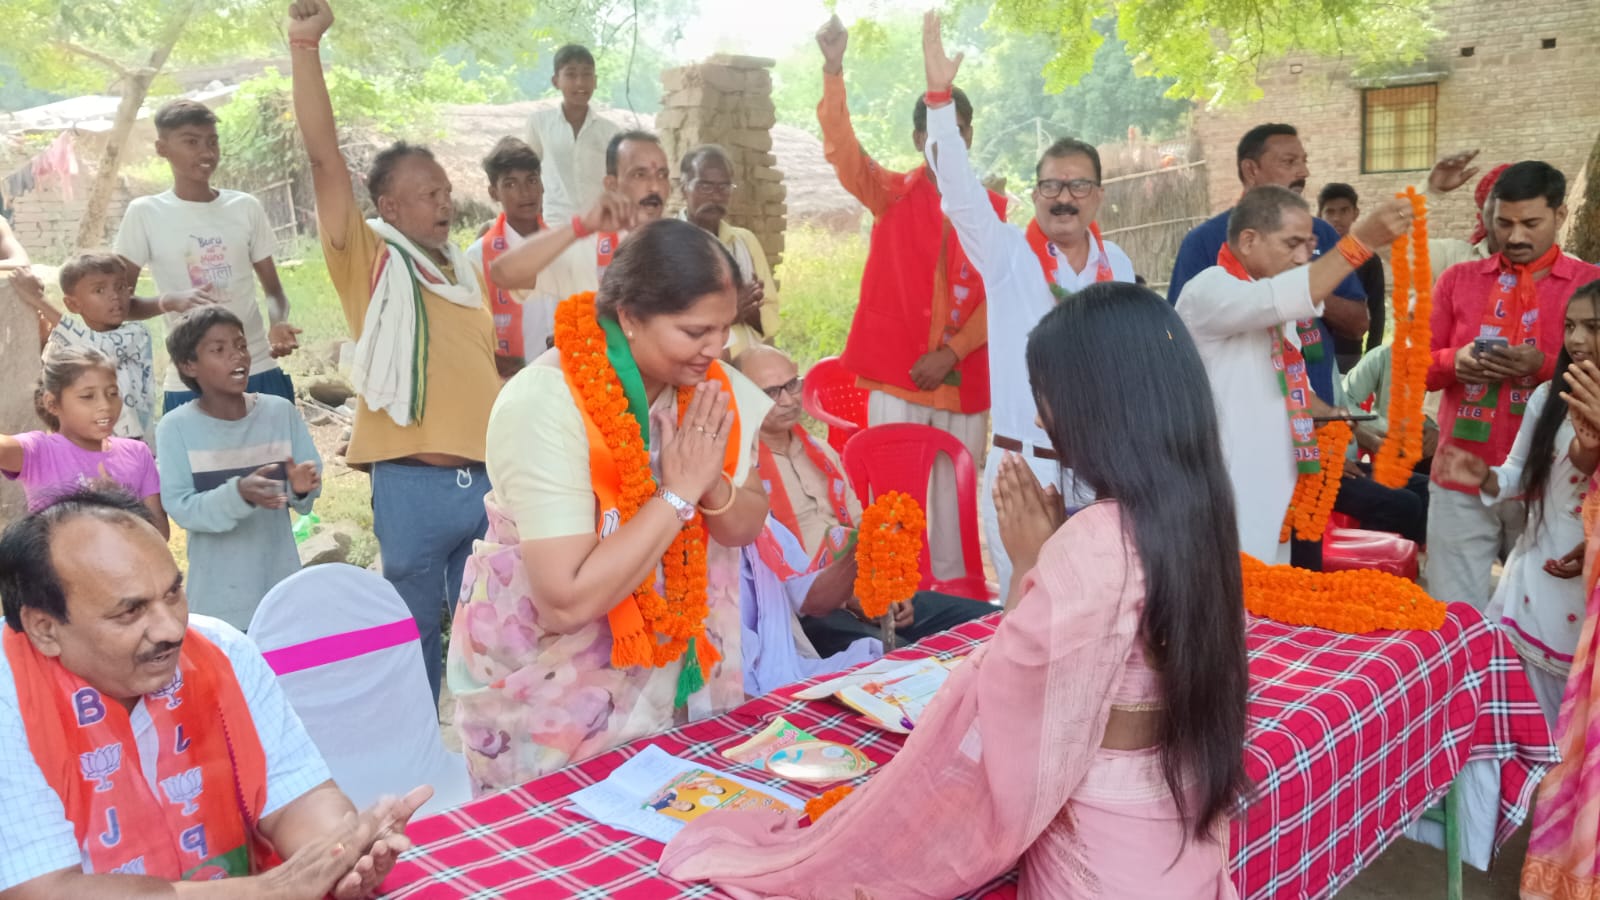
{"left": 1166, "top": 208, "right": 1365, "bottom": 402}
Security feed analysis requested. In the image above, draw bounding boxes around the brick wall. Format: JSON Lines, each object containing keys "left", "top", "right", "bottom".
{"left": 656, "top": 55, "right": 787, "bottom": 269}
{"left": 9, "top": 170, "right": 133, "bottom": 262}
{"left": 1193, "top": 0, "right": 1598, "bottom": 242}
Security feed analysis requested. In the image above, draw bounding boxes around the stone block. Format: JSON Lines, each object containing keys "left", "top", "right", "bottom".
{"left": 655, "top": 107, "right": 688, "bottom": 129}
{"left": 756, "top": 182, "right": 787, "bottom": 202}
{"left": 660, "top": 68, "right": 695, "bottom": 92}
{"left": 744, "top": 70, "right": 774, "bottom": 93}
{"left": 730, "top": 129, "right": 774, "bottom": 152}
{"left": 744, "top": 107, "right": 777, "bottom": 129}
{"left": 751, "top": 166, "right": 783, "bottom": 183}
{"left": 707, "top": 54, "right": 777, "bottom": 69}
{"left": 700, "top": 64, "right": 747, "bottom": 93}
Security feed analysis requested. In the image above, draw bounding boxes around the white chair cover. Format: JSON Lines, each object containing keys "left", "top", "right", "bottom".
{"left": 248, "top": 563, "right": 472, "bottom": 817}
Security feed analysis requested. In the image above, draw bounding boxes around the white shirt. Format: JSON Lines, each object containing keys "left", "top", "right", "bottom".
{"left": 0, "top": 615, "right": 331, "bottom": 890}
{"left": 114, "top": 190, "right": 279, "bottom": 391}
{"left": 1175, "top": 265, "right": 1321, "bottom": 563}
{"left": 923, "top": 102, "right": 1134, "bottom": 492}
{"left": 467, "top": 221, "right": 563, "bottom": 357}
{"left": 525, "top": 106, "right": 622, "bottom": 222}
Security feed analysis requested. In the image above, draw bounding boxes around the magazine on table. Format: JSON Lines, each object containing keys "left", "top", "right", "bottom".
{"left": 568, "top": 745, "right": 802, "bottom": 843}
{"left": 831, "top": 656, "right": 962, "bottom": 734}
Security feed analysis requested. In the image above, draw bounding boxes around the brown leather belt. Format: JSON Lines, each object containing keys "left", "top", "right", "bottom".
{"left": 993, "top": 434, "right": 1059, "bottom": 462}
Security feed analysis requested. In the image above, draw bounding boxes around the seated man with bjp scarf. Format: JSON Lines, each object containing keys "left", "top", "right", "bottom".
{"left": 0, "top": 488, "right": 429, "bottom": 900}
{"left": 734, "top": 346, "right": 992, "bottom": 672}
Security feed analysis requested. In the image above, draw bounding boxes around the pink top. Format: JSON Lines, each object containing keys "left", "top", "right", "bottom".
{"left": 659, "top": 502, "right": 1238, "bottom": 899}
{"left": 2, "top": 431, "right": 160, "bottom": 512}
{"left": 1427, "top": 253, "right": 1600, "bottom": 492}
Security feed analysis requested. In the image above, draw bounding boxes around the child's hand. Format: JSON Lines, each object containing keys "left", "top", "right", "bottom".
{"left": 287, "top": 457, "right": 321, "bottom": 497}
{"left": 8, "top": 267, "right": 47, "bottom": 308}
{"left": 269, "top": 322, "right": 303, "bottom": 357}
{"left": 238, "top": 463, "right": 288, "bottom": 509}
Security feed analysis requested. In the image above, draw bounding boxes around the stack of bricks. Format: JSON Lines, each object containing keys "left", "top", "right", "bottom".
{"left": 656, "top": 55, "right": 787, "bottom": 272}
{"left": 8, "top": 175, "right": 133, "bottom": 260}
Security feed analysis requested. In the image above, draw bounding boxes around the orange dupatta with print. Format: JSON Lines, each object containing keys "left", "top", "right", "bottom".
{"left": 482, "top": 212, "right": 547, "bottom": 361}
{"left": 555, "top": 293, "right": 739, "bottom": 690}
{"left": 3, "top": 627, "right": 270, "bottom": 880}
{"left": 1026, "top": 220, "right": 1113, "bottom": 300}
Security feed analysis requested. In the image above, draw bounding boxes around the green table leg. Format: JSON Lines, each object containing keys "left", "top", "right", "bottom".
{"left": 1418, "top": 779, "right": 1462, "bottom": 900}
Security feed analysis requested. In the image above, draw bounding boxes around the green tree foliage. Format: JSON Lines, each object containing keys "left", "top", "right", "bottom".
{"left": 970, "top": 0, "right": 1436, "bottom": 106}
{"left": 773, "top": 9, "right": 1188, "bottom": 189}
{"left": 503, "top": 0, "right": 698, "bottom": 115}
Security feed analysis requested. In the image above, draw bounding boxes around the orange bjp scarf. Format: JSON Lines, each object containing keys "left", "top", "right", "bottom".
{"left": 3, "top": 626, "right": 271, "bottom": 880}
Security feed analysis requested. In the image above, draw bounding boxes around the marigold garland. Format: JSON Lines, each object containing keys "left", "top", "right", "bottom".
{"left": 854, "top": 492, "right": 925, "bottom": 619}
{"left": 552, "top": 292, "right": 715, "bottom": 672}
{"left": 804, "top": 785, "right": 854, "bottom": 822}
{"left": 1280, "top": 421, "right": 1353, "bottom": 543}
{"left": 1373, "top": 188, "right": 1433, "bottom": 488}
{"left": 1241, "top": 553, "right": 1447, "bottom": 634}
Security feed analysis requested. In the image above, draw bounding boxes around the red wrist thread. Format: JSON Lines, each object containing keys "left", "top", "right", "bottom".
{"left": 924, "top": 89, "right": 953, "bottom": 106}
{"left": 571, "top": 213, "right": 593, "bottom": 239}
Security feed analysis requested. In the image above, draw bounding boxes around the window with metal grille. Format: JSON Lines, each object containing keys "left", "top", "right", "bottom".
{"left": 1361, "top": 84, "right": 1438, "bottom": 173}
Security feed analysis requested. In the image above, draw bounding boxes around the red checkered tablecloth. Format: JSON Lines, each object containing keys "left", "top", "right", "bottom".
{"left": 382, "top": 604, "right": 1556, "bottom": 900}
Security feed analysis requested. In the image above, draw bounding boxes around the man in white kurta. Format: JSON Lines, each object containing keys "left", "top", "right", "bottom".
{"left": 922, "top": 100, "right": 1135, "bottom": 601}
{"left": 1175, "top": 185, "right": 1411, "bottom": 563}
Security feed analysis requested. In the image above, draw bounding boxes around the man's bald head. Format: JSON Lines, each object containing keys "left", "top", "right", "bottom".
{"left": 734, "top": 346, "right": 803, "bottom": 435}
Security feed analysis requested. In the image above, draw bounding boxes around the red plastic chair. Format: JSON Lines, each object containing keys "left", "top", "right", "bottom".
{"left": 802, "top": 356, "right": 870, "bottom": 454}
{"left": 1323, "top": 509, "right": 1419, "bottom": 581}
{"left": 841, "top": 423, "right": 990, "bottom": 601}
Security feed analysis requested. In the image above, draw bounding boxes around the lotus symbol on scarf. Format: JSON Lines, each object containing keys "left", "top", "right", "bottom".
{"left": 161, "top": 767, "right": 204, "bottom": 815}
{"left": 110, "top": 856, "right": 147, "bottom": 875}
{"left": 80, "top": 744, "right": 122, "bottom": 792}
{"left": 151, "top": 671, "right": 184, "bottom": 709}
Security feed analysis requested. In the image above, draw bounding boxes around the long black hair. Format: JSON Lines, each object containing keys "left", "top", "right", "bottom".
{"left": 1521, "top": 280, "right": 1600, "bottom": 534}
{"left": 1025, "top": 282, "right": 1250, "bottom": 840}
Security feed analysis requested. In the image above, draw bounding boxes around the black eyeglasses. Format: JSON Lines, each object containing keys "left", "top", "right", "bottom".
{"left": 1036, "top": 178, "right": 1100, "bottom": 200}
{"left": 762, "top": 376, "right": 803, "bottom": 400}
{"left": 690, "top": 179, "right": 736, "bottom": 196}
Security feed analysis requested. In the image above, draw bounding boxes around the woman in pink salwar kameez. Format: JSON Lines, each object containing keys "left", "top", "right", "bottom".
{"left": 661, "top": 277, "right": 1251, "bottom": 898}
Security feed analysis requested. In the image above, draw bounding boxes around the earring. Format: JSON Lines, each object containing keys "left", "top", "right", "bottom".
{"left": 627, "top": 331, "right": 635, "bottom": 339}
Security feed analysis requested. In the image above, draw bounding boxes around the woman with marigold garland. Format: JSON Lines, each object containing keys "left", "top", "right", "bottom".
{"left": 447, "top": 218, "right": 773, "bottom": 792}
{"left": 1436, "top": 280, "right": 1600, "bottom": 727}
{"left": 663, "top": 276, "right": 1250, "bottom": 897}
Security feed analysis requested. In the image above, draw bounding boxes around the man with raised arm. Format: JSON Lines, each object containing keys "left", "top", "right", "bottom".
{"left": 288, "top": 0, "right": 502, "bottom": 702}
{"left": 815, "top": 15, "right": 1003, "bottom": 586}
{"left": 919, "top": 12, "right": 1135, "bottom": 602}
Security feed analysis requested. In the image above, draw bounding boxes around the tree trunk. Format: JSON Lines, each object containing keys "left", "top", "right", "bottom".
{"left": 1567, "top": 131, "right": 1600, "bottom": 264}
{"left": 71, "top": 0, "right": 201, "bottom": 252}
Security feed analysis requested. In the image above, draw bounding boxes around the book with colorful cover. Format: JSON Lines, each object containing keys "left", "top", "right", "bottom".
{"left": 832, "top": 657, "right": 960, "bottom": 734}
{"left": 568, "top": 745, "right": 801, "bottom": 843}
{"left": 720, "top": 716, "right": 818, "bottom": 768}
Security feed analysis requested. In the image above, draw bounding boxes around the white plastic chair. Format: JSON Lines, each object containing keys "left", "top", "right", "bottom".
{"left": 249, "top": 564, "right": 472, "bottom": 817}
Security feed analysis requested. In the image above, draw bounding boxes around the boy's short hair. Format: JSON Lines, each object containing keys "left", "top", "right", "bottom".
{"left": 165, "top": 306, "right": 245, "bottom": 395}
{"left": 482, "top": 137, "right": 542, "bottom": 185}
{"left": 58, "top": 253, "right": 125, "bottom": 296}
{"left": 1317, "top": 182, "right": 1359, "bottom": 211}
{"left": 153, "top": 99, "right": 217, "bottom": 134}
{"left": 553, "top": 44, "right": 596, "bottom": 76}
{"left": 367, "top": 141, "right": 436, "bottom": 206}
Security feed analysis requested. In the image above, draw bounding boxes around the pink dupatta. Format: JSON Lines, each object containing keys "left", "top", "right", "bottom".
{"left": 659, "top": 503, "right": 1236, "bottom": 899}
{"left": 1523, "top": 477, "right": 1600, "bottom": 898}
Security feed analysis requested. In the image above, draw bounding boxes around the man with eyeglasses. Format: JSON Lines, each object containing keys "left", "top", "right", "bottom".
{"left": 920, "top": 13, "right": 1135, "bottom": 603}
{"left": 815, "top": 15, "right": 1003, "bottom": 587}
{"left": 730, "top": 346, "right": 993, "bottom": 696}
{"left": 679, "top": 144, "right": 780, "bottom": 358}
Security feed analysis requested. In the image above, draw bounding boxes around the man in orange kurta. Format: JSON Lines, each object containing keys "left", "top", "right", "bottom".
{"left": 815, "top": 16, "right": 1004, "bottom": 581}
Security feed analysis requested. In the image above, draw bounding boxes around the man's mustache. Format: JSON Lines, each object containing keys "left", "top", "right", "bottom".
{"left": 138, "top": 640, "right": 183, "bottom": 664}
{"left": 1290, "top": 179, "right": 1307, "bottom": 192}
{"left": 700, "top": 204, "right": 726, "bottom": 217}
{"left": 639, "top": 194, "right": 664, "bottom": 207}
{"left": 1505, "top": 243, "right": 1535, "bottom": 253}
{"left": 1050, "top": 203, "right": 1080, "bottom": 217}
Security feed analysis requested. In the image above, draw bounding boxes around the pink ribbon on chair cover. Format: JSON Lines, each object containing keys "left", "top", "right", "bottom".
{"left": 262, "top": 619, "right": 421, "bottom": 676}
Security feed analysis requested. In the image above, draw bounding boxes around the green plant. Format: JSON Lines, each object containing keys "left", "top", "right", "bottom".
{"left": 772, "top": 225, "right": 867, "bottom": 371}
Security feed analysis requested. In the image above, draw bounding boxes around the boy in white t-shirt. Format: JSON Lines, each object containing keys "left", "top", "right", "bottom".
{"left": 113, "top": 99, "right": 302, "bottom": 412}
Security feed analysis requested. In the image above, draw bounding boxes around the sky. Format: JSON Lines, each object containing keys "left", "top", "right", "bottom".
{"left": 672, "top": 0, "right": 925, "bottom": 62}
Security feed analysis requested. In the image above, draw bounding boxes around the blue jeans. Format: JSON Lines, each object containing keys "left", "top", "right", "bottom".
{"left": 370, "top": 460, "right": 490, "bottom": 702}
{"left": 163, "top": 367, "right": 295, "bottom": 412}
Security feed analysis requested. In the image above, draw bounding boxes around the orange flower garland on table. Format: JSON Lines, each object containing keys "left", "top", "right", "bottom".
{"left": 1373, "top": 188, "right": 1433, "bottom": 488}
{"left": 854, "top": 492, "right": 926, "bottom": 619}
{"left": 804, "top": 785, "right": 854, "bottom": 822}
{"left": 1241, "top": 553, "right": 1447, "bottom": 634}
{"left": 552, "top": 293, "right": 716, "bottom": 674}
{"left": 1280, "top": 420, "right": 1354, "bottom": 543}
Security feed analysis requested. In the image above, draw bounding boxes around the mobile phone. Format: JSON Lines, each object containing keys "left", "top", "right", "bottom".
{"left": 1473, "top": 335, "right": 1511, "bottom": 356}
{"left": 1312, "top": 413, "right": 1380, "bottom": 423}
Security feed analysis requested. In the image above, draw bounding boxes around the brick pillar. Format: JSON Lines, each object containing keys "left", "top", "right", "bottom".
{"left": 657, "top": 54, "right": 786, "bottom": 271}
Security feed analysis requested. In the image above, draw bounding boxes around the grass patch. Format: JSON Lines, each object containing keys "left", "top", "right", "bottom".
{"left": 772, "top": 225, "right": 867, "bottom": 370}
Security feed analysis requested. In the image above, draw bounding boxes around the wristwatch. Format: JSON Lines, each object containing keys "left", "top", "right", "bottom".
{"left": 654, "top": 487, "right": 696, "bottom": 523}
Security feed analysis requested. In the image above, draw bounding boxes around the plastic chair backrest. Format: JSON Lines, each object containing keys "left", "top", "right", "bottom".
{"left": 802, "top": 356, "right": 870, "bottom": 454}
{"left": 248, "top": 564, "right": 473, "bottom": 816}
{"left": 841, "top": 423, "right": 989, "bottom": 600}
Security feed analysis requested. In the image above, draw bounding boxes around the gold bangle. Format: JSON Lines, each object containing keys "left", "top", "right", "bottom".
{"left": 698, "top": 472, "right": 738, "bottom": 516}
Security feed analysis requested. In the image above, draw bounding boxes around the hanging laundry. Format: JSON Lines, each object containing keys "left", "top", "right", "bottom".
{"left": 31, "top": 131, "right": 80, "bottom": 201}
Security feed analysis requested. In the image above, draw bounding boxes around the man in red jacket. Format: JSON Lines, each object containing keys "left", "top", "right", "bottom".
{"left": 816, "top": 15, "right": 1004, "bottom": 580}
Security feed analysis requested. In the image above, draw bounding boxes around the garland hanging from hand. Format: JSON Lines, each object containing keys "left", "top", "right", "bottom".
{"left": 1280, "top": 420, "right": 1353, "bottom": 543}
{"left": 1241, "top": 553, "right": 1446, "bottom": 634}
{"left": 854, "top": 492, "right": 925, "bottom": 619}
{"left": 1373, "top": 188, "right": 1433, "bottom": 488}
